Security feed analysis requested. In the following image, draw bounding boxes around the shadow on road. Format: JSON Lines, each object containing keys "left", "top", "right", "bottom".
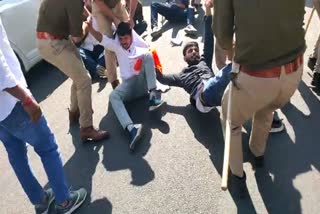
{"left": 26, "top": 61, "right": 68, "bottom": 103}
{"left": 164, "top": 103, "right": 257, "bottom": 213}
{"left": 253, "top": 80, "right": 320, "bottom": 214}
{"left": 97, "top": 98, "right": 169, "bottom": 186}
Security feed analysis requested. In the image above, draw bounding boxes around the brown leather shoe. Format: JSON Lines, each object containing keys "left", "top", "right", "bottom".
{"left": 80, "top": 126, "right": 109, "bottom": 142}
{"left": 111, "top": 79, "right": 120, "bottom": 89}
{"left": 68, "top": 108, "right": 80, "bottom": 125}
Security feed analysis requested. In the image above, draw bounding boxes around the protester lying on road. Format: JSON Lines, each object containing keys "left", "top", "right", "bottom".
{"left": 88, "top": 21, "right": 165, "bottom": 151}
{"left": 157, "top": 8, "right": 284, "bottom": 133}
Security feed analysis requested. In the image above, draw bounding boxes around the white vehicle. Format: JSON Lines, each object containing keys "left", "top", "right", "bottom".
{"left": 0, "top": 0, "right": 41, "bottom": 73}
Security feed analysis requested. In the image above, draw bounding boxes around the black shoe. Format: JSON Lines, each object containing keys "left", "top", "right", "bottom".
{"left": 270, "top": 117, "right": 285, "bottom": 133}
{"left": 56, "top": 188, "right": 87, "bottom": 214}
{"left": 311, "top": 72, "right": 320, "bottom": 90}
{"left": 254, "top": 156, "right": 264, "bottom": 168}
{"left": 308, "top": 57, "right": 317, "bottom": 71}
{"left": 230, "top": 172, "right": 249, "bottom": 199}
{"left": 35, "top": 189, "right": 55, "bottom": 214}
{"left": 129, "top": 124, "right": 143, "bottom": 151}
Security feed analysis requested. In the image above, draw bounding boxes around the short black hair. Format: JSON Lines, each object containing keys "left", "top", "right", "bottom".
{"left": 183, "top": 41, "right": 199, "bottom": 56}
{"left": 116, "top": 22, "right": 132, "bottom": 37}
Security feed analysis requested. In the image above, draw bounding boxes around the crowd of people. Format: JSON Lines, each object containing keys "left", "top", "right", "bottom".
{"left": 0, "top": 0, "right": 316, "bottom": 213}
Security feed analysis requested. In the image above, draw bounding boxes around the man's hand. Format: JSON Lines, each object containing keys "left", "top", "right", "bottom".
{"left": 129, "top": 18, "right": 135, "bottom": 28}
{"left": 205, "top": 0, "right": 213, "bottom": 8}
{"left": 4, "top": 85, "right": 42, "bottom": 123}
{"left": 23, "top": 98, "right": 42, "bottom": 123}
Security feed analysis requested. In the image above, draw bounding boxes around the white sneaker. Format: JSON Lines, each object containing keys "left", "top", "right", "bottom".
{"left": 184, "top": 24, "right": 197, "bottom": 35}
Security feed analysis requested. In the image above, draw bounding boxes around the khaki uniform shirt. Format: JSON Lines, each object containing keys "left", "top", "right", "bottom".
{"left": 37, "top": 0, "right": 84, "bottom": 38}
{"left": 213, "top": 0, "right": 306, "bottom": 70}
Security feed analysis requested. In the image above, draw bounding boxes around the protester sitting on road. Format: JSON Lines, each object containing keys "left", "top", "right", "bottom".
{"left": 150, "top": 0, "right": 197, "bottom": 39}
{"left": 157, "top": 6, "right": 284, "bottom": 133}
{"left": 80, "top": 5, "right": 107, "bottom": 79}
{"left": 0, "top": 18, "right": 87, "bottom": 214}
{"left": 125, "top": 0, "right": 148, "bottom": 35}
{"left": 88, "top": 22, "right": 164, "bottom": 151}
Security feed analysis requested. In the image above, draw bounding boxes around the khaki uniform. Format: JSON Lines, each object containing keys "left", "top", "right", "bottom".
{"left": 91, "top": 0, "right": 129, "bottom": 83}
{"left": 37, "top": 0, "right": 93, "bottom": 128}
{"left": 214, "top": 0, "right": 305, "bottom": 177}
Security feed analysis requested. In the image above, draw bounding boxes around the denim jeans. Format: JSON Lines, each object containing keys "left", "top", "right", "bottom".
{"left": 201, "top": 63, "right": 232, "bottom": 107}
{"left": 150, "top": 2, "right": 194, "bottom": 28}
{"left": 79, "top": 45, "right": 105, "bottom": 78}
{"left": 0, "top": 102, "right": 70, "bottom": 204}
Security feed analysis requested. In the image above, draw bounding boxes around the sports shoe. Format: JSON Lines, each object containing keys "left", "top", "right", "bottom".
{"left": 149, "top": 91, "right": 164, "bottom": 111}
{"left": 35, "top": 189, "right": 55, "bottom": 214}
{"left": 184, "top": 24, "right": 197, "bottom": 35}
{"left": 151, "top": 26, "right": 162, "bottom": 38}
{"left": 56, "top": 188, "right": 87, "bottom": 214}
{"left": 308, "top": 57, "right": 317, "bottom": 71}
{"left": 129, "top": 124, "right": 143, "bottom": 151}
{"left": 96, "top": 66, "right": 107, "bottom": 79}
{"left": 269, "top": 117, "right": 285, "bottom": 133}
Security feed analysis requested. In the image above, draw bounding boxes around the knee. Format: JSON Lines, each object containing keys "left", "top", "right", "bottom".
{"left": 230, "top": 125, "right": 242, "bottom": 135}
{"left": 109, "top": 90, "right": 121, "bottom": 103}
{"left": 144, "top": 52, "right": 153, "bottom": 61}
{"left": 34, "top": 133, "right": 59, "bottom": 157}
{"left": 76, "top": 72, "right": 92, "bottom": 88}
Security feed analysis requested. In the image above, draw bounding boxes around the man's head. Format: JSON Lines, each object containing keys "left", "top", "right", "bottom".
{"left": 183, "top": 41, "right": 200, "bottom": 66}
{"left": 116, "top": 22, "right": 133, "bottom": 50}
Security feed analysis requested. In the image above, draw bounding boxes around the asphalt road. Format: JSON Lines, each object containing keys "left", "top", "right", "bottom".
{"left": 0, "top": 2, "right": 320, "bottom": 214}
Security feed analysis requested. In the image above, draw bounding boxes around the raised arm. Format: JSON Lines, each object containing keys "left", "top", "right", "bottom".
{"left": 202, "top": 11, "right": 214, "bottom": 69}
{"left": 87, "top": 21, "right": 118, "bottom": 51}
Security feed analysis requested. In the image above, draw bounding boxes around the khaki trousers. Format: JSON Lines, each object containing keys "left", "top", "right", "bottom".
{"left": 221, "top": 64, "right": 303, "bottom": 177}
{"left": 312, "top": 0, "right": 320, "bottom": 72}
{"left": 91, "top": 1, "right": 129, "bottom": 83}
{"left": 37, "top": 39, "right": 93, "bottom": 128}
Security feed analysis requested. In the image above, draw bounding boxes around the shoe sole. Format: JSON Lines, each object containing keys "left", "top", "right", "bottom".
{"left": 151, "top": 31, "right": 162, "bottom": 38}
{"left": 129, "top": 126, "right": 143, "bottom": 151}
{"left": 64, "top": 191, "right": 87, "bottom": 214}
{"left": 269, "top": 124, "right": 285, "bottom": 133}
{"left": 149, "top": 100, "right": 165, "bottom": 111}
{"left": 184, "top": 29, "right": 197, "bottom": 35}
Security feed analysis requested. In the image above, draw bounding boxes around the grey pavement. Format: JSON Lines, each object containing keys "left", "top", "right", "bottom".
{"left": 1, "top": 3, "right": 320, "bottom": 214}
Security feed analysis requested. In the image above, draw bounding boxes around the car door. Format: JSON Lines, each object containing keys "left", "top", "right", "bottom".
{"left": 0, "top": 0, "right": 40, "bottom": 71}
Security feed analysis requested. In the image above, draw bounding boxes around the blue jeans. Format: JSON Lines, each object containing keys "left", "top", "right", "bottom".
{"left": 79, "top": 45, "right": 105, "bottom": 78}
{"left": 0, "top": 102, "right": 70, "bottom": 204}
{"left": 202, "top": 63, "right": 232, "bottom": 107}
{"left": 150, "top": 2, "right": 194, "bottom": 28}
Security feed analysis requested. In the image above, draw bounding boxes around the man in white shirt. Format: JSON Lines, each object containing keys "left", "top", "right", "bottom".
{"left": 88, "top": 22, "right": 164, "bottom": 151}
{"left": 0, "top": 18, "right": 87, "bottom": 213}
